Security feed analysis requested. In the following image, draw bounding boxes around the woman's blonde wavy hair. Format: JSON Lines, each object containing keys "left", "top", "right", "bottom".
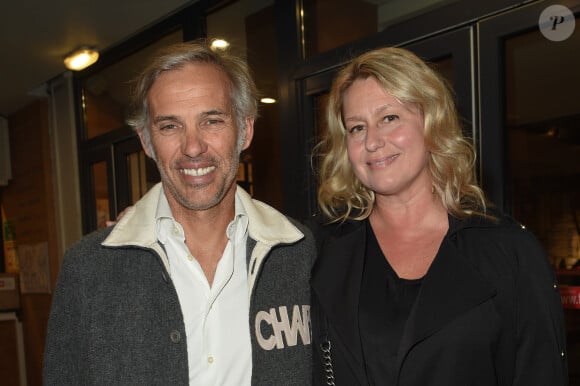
{"left": 315, "top": 46, "right": 488, "bottom": 222}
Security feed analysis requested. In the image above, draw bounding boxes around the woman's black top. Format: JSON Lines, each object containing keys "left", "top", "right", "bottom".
{"left": 359, "top": 220, "right": 423, "bottom": 385}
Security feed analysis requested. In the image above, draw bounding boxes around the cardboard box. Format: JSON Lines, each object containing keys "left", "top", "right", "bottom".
{"left": 0, "top": 273, "right": 20, "bottom": 310}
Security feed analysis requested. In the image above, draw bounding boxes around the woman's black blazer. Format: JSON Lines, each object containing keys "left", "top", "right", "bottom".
{"left": 310, "top": 213, "right": 568, "bottom": 385}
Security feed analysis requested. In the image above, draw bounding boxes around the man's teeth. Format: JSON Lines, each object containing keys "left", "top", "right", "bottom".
{"left": 181, "top": 166, "right": 215, "bottom": 176}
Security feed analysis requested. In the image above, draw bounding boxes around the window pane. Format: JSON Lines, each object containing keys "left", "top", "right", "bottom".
{"left": 92, "top": 161, "right": 110, "bottom": 229}
{"left": 505, "top": 21, "right": 580, "bottom": 271}
{"left": 82, "top": 30, "right": 183, "bottom": 139}
{"left": 207, "top": 0, "right": 283, "bottom": 209}
{"left": 301, "top": 0, "right": 458, "bottom": 58}
{"left": 126, "top": 150, "right": 159, "bottom": 204}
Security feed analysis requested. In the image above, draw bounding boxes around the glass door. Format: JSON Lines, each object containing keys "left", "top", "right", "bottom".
{"left": 74, "top": 3, "right": 206, "bottom": 234}
{"left": 479, "top": 1, "right": 580, "bottom": 382}
{"left": 80, "top": 138, "right": 116, "bottom": 232}
{"left": 80, "top": 131, "right": 160, "bottom": 232}
{"left": 114, "top": 137, "right": 160, "bottom": 218}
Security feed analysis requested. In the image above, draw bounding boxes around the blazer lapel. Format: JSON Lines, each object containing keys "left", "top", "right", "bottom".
{"left": 396, "top": 235, "right": 496, "bottom": 371}
{"left": 311, "top": 221, "right": 368, "bottom": 382}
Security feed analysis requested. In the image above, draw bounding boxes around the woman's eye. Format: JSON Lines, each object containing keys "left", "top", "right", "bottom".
{"left": 384, "top": 114, "right": 399, "bottom": 122}
{"left": 348, "top": 125, "right": 364, "bottom": 134}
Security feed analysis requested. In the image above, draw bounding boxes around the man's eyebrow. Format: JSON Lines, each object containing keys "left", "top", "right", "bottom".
{"left": 152, "top": 115, "right": 179, "bottom": 124}
{"left": 151, "top": 110, "right": 231, "bottom": 124}
{"left": 201, "top": 109, "right": 230, "bottom": 117}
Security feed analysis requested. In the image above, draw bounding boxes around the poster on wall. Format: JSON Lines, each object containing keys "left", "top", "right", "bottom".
{"left": 17, "top": 242, "right": 50, "bottom": 294}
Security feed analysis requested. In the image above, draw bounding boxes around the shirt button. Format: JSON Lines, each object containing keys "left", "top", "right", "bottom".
{"left": 187, "top": 254, "right": 194, "bottom": 261}
{"left": 207, "top": 356, "right": 214, "bottom": 364}
{"left": 169, "top": 330, "right": 181, "bottom": 343}
{"left": 173, "top": 227, "right": 179, "bottom": 235}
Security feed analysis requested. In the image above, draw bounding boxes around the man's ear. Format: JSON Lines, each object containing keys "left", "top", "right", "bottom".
{"left": 241, "top": 117, "right": 254, "bottom": 151}
{"left": 137, "top": 129, "right": 153, "bottom": 158}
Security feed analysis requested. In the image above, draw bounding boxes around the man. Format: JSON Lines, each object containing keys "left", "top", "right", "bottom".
{"left": 43, "top": 40, "right": 315, "bottom": 385}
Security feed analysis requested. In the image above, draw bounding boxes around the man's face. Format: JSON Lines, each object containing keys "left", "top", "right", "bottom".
{"left": 140, "top": 62, "right": 253, "bottom": 212}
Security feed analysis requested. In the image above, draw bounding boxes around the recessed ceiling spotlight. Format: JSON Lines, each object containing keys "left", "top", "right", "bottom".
{"left": 63, "top": 47, "right": 99, "bottom": 71}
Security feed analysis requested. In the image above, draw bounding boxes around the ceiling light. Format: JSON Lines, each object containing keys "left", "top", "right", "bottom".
{"left": 63, "top": 47, "right": 99, "bottom": 71}
{"left": 260, "top": 97, "right": 276, "bottom": 104}
{"left": 211, "top": 39, "right": 230, "bottom": 50}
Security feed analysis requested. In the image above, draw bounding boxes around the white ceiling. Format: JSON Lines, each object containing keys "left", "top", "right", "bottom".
{"left": 0, "top": 0, "right": 197, "bottom": 117}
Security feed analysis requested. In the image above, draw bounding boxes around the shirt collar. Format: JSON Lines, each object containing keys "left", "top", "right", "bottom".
{"left": 227, "top": 192, "right": 248, "bottom": 243}
{"left": 155, "top": 191, "right": 180, "bottom": 245}
{"left": 155, "top": 189, "right": 249, "bottom": 244}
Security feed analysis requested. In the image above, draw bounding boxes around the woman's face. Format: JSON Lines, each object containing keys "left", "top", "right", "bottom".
{"left": 342, "top": 76, "right": 432, "bottom": 200}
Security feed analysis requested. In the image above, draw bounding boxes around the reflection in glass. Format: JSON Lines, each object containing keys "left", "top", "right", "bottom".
{"left": 302, "top": 0, "right": 378, "bottom": 58}
{"left": 92, "top": 161, "right": 109, "bottom": 229}
{"left": 237, "top": 153, "right": 254, "bottom": 195}
{"left": 127, "top": 151, "right": 147, "bottom": 204}
{"left": 82, "top": 30, "right": 183, "bottom": 139}
{"left": 301, "top": 0, "right": 458, "bottom": 58}
{"left": 126, "top": 150, "right": 160, "bottom": 204}
{"left": 315, "top": 93, "right": 329, "bottom": 140}
{"left": 207, "top": 0, "right": 283, "bottom": 209}
{"left": 505, "top": 23, "right": 580, "bottom": 271}
{"left": 431, "top": 57, "right": 453, "bottom": 88}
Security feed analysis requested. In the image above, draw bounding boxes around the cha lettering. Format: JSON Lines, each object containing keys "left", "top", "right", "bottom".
{"left": 255, "top": 305, "right": 311, "bottom": 350}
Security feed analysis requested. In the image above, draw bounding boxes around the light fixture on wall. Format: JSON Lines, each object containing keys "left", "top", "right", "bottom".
{"left": 63, "top": 47, "right": 99, "bottom": 71}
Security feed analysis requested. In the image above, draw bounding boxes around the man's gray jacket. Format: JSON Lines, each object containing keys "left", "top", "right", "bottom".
{"left": 43, "top": 183, "right": 315, "bottom": 385}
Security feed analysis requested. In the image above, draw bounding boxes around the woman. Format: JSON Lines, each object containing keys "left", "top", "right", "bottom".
{"left": 310, "top": 47, "right": 568, "bottom": 385}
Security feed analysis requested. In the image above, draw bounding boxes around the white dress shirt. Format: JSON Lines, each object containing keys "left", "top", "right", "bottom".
{"left": 156, "top": 191, "right": 251, "bottom": 386}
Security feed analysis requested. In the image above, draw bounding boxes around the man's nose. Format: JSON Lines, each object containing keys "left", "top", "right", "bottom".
{"left": 182, "top": 127, "right": 208, "bottom": 157}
